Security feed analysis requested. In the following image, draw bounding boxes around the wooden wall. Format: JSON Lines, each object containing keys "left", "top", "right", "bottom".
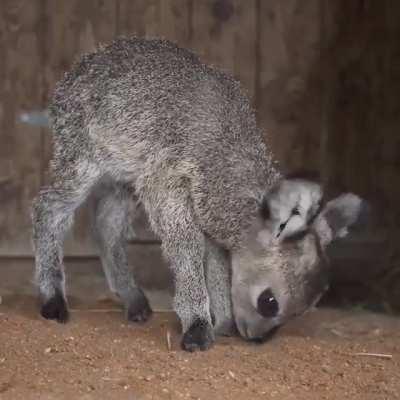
{"left": 0, "top": 0, "right": 399, "bottom": 310}
{"left": 0, "top": 0, "right": 326, "bottom": 256}
{"left": 320, "top": 0, "right": 400, "bottom": 309}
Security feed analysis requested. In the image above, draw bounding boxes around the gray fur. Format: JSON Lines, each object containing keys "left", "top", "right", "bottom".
{"left": 231, "top": 191, "right": 366, "bottom": 340}
{"left": 31, "top": 37, "right": 281, "bottom": 350}
{"left": 204, "top": 238, "right": 235, "bottom": 335}
{"left": 263, "top": 178, "right": 323, "bottom": 239}
{"left": 91, "top": 180, "right": 152, "bottom": 321}
{"left": 31, "top": 36, "right": 366, "bottom": 349}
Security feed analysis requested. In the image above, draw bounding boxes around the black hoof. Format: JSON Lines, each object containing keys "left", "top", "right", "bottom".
{"left": 40, "top": 291, "right": 69, "bottom": 323}
{"left": 126, "top": 289, "right": 152, "bottom": 323}
{"left": 181, "top": 318, "right": 215, "bottom": 352}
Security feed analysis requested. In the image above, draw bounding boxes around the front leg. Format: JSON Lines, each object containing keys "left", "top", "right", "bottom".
{"left": 145, "top": 188, "right": 214, "bottom": 352}
{"left": 205, "top": 239, "right": 236, "bottom": 336}
{"left": 163, "top": 225, "right": 214, "bottom": 352}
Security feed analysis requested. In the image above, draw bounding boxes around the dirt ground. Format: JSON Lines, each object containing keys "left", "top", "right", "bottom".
{"left": 0, "top": 296, "right": 399, "bottom": 400}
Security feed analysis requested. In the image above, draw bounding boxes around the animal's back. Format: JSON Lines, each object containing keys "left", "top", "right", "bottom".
{"left": 49, "top": 37, "right": 279, "bottom": 246}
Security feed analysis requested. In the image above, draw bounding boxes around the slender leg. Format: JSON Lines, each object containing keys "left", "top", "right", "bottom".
{"left": 92, "top": 182, "right": 152, "bottom": 322}
{"left": 32, "top": 162, "right": 100, "bottom": 322}
{"left": 144, "top": 186, "right": 214, "bottom": 351}
{"left": 205, "top": 239, "right": 236, "bottom": 336}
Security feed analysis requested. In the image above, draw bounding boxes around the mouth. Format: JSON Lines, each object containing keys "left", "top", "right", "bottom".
{"left": 238, "top": 320, "right": 281, "bottom": 343}
{"left": 248, "top": 325, "right": 281, "bottom": 344}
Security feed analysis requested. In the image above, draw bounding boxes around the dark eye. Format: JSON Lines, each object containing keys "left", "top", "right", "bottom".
{"left": 292, "top": 207, "right": 300, "bottom": 216}
{"left": 257, "top": 289, "right": 279, "bottom": 318}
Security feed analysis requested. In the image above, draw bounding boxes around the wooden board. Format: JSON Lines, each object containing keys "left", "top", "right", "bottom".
{"left": 117, "top": 0, "right": 191, "bottom": 47}
{"left": 158, "top": 0, "right": 192, "bottom": 47}
{"left": 0, "top": 0, "right": 322, "bottom": 257}
{"left": 117, "top": 0, "right": 161, "bottom": 38}
{"left": 191, "top": 0, "right": 257, "bottom": 99}
{"left": 0, "top": 0, "right": 45, "bottom": 255}
{"left": 257, "top": 0, "right": 322, "bottom": 173}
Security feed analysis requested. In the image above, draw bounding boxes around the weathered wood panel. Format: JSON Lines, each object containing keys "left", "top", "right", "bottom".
{"left": 320, "top": 0, "right": 398, "bottom": 200}
{"left": 191, "top": 0, "right": 257, "bottom": 99}
{"left": 158, "top": 0, "right": 192, "bottom": 47}
{"left": 117, "top": 0, "right": 160, "bottom": 38}
{"left": 319, "top": 0, "right": 400, "bottom": 308}
{"left": 42, "top": 0, "right": 118, "bottom": 255}
{"left": 0, "top": 0, "right": 327, "bottom": 256}
{"left": 0, "top": 0, "right": 45, "bottom": 255}
{"left": 117, "top": 0, "right": 191, "bottom": 47}
{"left": 257, "top": 0, "right": 322, "bottom": 173}
{"left": 1, "top": 0, "right": 399, "bottom": 311}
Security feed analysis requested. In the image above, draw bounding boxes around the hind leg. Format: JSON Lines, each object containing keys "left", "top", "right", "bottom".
{"left": 205, "top": 239, "right": 236, "bottom": 336}
{"left": 92, "top": 182, "right": 152, "bottom": 322}
{"left": 32, "top": 161, "right": 101, "bottom": 322}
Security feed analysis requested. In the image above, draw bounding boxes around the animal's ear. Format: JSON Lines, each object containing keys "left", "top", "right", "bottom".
{"left": 313, "top": 193, "right": 370, "bottom": 246}
{"left": 260, "top": 177, "right": 323, "bottom": 223}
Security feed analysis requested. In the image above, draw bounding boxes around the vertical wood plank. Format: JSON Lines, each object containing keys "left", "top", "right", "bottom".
{"left": 318, "top": 0, "right": 400, "bottom": 307}
{"left": 191, "top": 0, "right": 257, "bottom": 99}
{"left": 117, "top": 0, "right": 161, "bottom": 38}
{"left": 158, "top": 0, "right": 191, "bottom": 47}
{"left": 117, "top": 0, "right": 191, "bottom": 48}
{"left": 321, "top": 0, "right": 400, "bottom": 211}
{"left": 0, "top": 0, "right": 45, "bottom": 255}
{"left": 257, "top": 0, "right": 322, "bottom": 173}
{"left": 43, "top": 0, "right": 118, "bottom": 255}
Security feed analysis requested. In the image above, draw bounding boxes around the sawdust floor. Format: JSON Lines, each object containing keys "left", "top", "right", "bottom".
{"left": 0, "top": 259, "right": 399, "bottom": 400}
{"left": 1, "top": 298, "right": 400, "bottom": 400}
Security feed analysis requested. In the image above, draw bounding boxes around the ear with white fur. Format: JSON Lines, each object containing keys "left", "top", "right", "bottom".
{"left": 313, "top": 193, "right": 369, "bottom": 247}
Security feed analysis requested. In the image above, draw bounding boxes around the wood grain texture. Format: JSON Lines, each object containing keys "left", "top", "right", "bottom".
{"left": 320, "top": 1, "right": 400, "bottom": 224}
{"left": 317, "top": 0, "right": 400, "bottom": 308}
{"left": 117, "top": 0, "right": 160, "bottom": 37}
{"left": 0, "top": 0, "right": 45, "bottom": 255}
{"left": 191, "top": 0, "right": 257, "bottom": 99}
{"left": 257, "top": 0, "right": 322, "bottom": 173}
{"left": 158, "top": 0, "right": 191, "bottom": 46}
{"left": 320, "top": 0, "right": 394, "bottom": 200}
{"left": 1, "top": 0, "right": 398, "bottom": 298}
{"left": 117, "top": 0, "right": 191, "bottom": 47}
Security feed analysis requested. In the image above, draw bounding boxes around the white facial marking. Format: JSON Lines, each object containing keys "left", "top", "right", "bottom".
{"left": 266, "top": 179, "right": 322, "bottom": 240}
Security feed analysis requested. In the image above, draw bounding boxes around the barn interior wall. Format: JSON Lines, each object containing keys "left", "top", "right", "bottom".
{"left": 0, "top": 1, "right": 398, "bottom": 308}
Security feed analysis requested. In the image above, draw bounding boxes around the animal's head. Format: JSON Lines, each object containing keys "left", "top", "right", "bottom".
{"left": 231, "top": 178, "right": 368, "bottom": 341}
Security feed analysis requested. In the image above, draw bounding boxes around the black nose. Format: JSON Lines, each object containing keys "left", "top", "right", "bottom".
{"left": 257, "top": 289, "right": 279, "bottom": 318}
